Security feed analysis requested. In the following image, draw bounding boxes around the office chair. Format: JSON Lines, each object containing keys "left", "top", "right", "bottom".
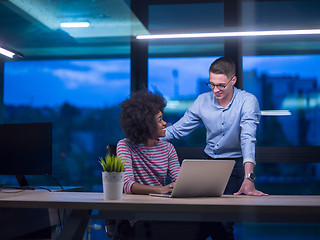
{"left": 107, "top": 144, "right": 117, "bottom": 156}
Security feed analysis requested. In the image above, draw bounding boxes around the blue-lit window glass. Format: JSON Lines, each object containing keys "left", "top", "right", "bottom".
{"left": 243, "top": 55, "right": 320, "bottom": 146}
{"left": 243, "top": 55, "right": 320, "bottom": 198}
{"left": 149, "top": 55, "right": 320, "bottom": 147}
{"left": 149, "top": 56, "right": 320, "bottom": 198}
{"left": 3, "top": 59, "right": 130, "bottom": 191}
{"left": 148, "top": 3, "right": 224, "bottom": 57}
{"left": 4, "top": 59, "right": 130, "bottom": 108}
{"left": 242, "top": 0, "right": 320, "bottom": 27}
{"left": 149, "top": 3, "right": 223, "bottom": 30}
{"left": 149, "top": 57, "right": 218, "bottom": 146}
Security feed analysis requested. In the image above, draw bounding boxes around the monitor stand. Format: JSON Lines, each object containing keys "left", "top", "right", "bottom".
{"left": 15, "top": 175, "right": 35, "bottom": 190}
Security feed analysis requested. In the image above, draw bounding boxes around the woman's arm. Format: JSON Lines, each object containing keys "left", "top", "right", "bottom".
{"left": 131, "top": 143, "right": 179, "bottom": 195}
{"left": 118, "top": 139, "right": 176, "bottom": 195}
{"left": 131, "top": 182, "right": 173, "bottom": 195}
{"left": 117, "top": 140, "right": 136, "bottom": 194}
{"left": 167, "top": 144, "right": 181, "bottom": 182}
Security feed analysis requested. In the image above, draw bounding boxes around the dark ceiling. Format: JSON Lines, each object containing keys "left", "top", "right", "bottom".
{"left": 0, "top": 0, "right": 144, "bottom": 60}
{"left": 0, "top": 0, "right": 320, "bottom": 61}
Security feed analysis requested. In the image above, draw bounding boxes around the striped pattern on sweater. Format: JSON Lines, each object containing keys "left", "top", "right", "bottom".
{"left": 117, "top": 139, "right": 180, "bottom": 194}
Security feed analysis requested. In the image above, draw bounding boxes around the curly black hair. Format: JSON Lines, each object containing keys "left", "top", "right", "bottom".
{"left": 119, "top": 91, "right": 166, "bottom": 144}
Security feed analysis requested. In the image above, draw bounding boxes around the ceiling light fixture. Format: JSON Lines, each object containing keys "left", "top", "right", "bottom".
{"left": 0, "top": 47, "right": 24, "bottom": 59}
{"left": 0, "top": 47, "right": 15, "bottom": 58}
{"left": 60, "top": 22, "right": 90, "bottom": 28}
{"left": 136, "top": 29, "right": 320, "bottom": 39}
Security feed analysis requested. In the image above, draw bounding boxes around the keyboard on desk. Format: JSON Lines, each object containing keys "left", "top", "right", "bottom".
{"left": 149, "top": 192, "right": 172, "bottom": 198}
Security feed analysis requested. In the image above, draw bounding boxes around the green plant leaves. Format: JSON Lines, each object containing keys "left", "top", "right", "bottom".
{"left": 99, "top": 154, "right": 125, "bottom": 172}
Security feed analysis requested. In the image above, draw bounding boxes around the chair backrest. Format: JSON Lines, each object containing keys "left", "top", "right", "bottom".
{"left": 107, "top": 144, "right": 117, "bottom": 156}
{"left": 174, "top": 146, "right": 205, "bottom": 164}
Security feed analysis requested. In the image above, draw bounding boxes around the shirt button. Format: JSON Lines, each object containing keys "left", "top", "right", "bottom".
{"left": 222, "top": 133, "right": 225, "bottom": 136}
{"left": 222, "top": 123, "right": 224, "bottom": 125}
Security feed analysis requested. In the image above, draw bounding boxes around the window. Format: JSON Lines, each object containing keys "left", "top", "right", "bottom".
{"left": 243, "top": 55, "right": 320, "bottom": 146}
{"left": 148, "top": 3, "right": 224, "bottom": 57}
{"left": 3, "top": 59, "right": 130, "bottom": 191}
{"left": 149, "top": 57, "right": 218, "bottom": 146}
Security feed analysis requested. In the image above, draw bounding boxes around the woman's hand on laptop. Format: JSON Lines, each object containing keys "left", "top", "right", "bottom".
{"left": 132, "top": 182, "right": 175, "bottom": 195}
{"left": 161, "top": 183, "right": 175, "bottom": 193}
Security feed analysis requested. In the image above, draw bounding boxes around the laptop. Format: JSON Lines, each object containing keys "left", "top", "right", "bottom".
{"left": 149, "top": 159, "right": 235, "bottom": 198}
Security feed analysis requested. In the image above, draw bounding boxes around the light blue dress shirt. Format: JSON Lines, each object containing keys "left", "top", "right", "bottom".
{"left": 162, "top": 87, "right": 261, "bottom": 165}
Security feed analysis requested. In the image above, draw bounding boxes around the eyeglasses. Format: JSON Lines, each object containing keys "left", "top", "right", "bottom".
{"left": 206, "top": 75, "right": 234, "bottom": 90}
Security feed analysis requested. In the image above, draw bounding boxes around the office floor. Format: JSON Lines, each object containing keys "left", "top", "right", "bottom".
{"left": 86, "top": 220, "right": 320, "bottom": 240}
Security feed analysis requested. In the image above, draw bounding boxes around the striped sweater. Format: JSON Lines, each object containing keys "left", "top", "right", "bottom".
{"left": 117, "top": 138, "right": 180, "bottom": 194}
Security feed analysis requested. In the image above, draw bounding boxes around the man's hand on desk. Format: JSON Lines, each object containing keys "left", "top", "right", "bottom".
{"left": 234, "top": 179, "right": 268, "bottom": 196}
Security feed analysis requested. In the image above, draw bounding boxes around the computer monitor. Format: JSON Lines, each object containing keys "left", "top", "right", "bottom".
{"left": 0, "top": 122, "right": 52, "bottom": 187}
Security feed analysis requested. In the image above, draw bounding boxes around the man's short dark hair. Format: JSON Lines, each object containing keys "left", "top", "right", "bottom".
{"left": 209, "top": 57, "right": 236, "bottom": 79}
{"left": 119, "top": 91, "right": 166, "bottom": 144}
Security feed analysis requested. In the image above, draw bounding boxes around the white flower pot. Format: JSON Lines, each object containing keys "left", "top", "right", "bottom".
{"left": 102, "top": 171, "right": 124, "bottom": 200}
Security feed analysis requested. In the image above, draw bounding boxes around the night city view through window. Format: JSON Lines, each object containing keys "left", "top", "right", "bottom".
{"left": 2, "top": 56, "right": 320, "bottom": 194}
{"left": 149, "top": 55, "right": 320, "bottom": 147}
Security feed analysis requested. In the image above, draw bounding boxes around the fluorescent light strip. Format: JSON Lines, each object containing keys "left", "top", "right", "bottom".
{"left": 137, "top": 29, "right": 320, "bottom": 39}
{"left": 0, "top": 47, "right": 15, "bottom": 58}
{"left": 60, "top": 22, "right": 90, "bottom": 28}
{"left": 261, "top": 110, "right": 292, "bottom": 116}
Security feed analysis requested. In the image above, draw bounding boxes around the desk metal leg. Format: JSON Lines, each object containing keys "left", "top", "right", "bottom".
{"left": 57, "top": 210, "right": 92, "bottom": 240}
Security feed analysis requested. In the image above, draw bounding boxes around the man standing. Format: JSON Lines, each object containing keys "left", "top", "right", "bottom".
{"left": 162, "top": 57, "right": 267, "bottom": 239}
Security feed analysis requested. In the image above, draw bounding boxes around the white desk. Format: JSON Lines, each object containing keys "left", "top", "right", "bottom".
{"left": 1, "top": 191, "right": 320, "bottom": 239}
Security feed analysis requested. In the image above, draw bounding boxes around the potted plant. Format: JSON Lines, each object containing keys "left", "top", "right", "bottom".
{"left": 99, "top": 154, "right": 125, "bottom": 200}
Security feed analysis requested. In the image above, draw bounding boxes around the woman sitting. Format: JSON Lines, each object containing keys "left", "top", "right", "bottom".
{"left": 115, "top": 91, "right": 227, "bottom": 240}
{"left": 118, "top": 90, "right": 179, "bottom": 195}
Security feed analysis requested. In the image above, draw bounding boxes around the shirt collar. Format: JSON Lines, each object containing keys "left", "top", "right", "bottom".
{"left": 212, "top": 86, "right": 239, "bottom": 110}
